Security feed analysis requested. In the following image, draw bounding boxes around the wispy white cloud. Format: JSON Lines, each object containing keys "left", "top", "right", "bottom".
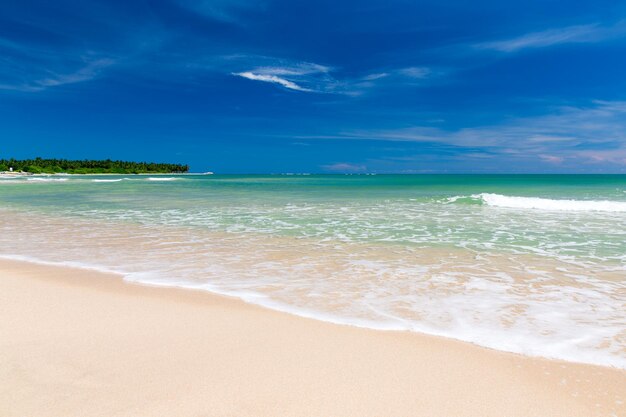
{"left": 229, "top": 55, "right": 442, "bottom": 95}
{"left": 322, "top": 162, "right": 367, "bottom": 172}
{"left": 361, "top": 73, "right": 388, "bottom": 81}
{"left": 252, "top": 62, "right": 331, "bottom": 76}
{"left": 233, "top": 71, "right": 311, "bottom": 92}
{"left": 176, "top": 0, "right": 266, "bottom": 25}
{"left": 303, "top": 101, "right": 626, "bottom": 166}
{"left": 231, "top": 61, "right": 335, "bottom": 93}
{"left": 0, "top": 58, "right": 115, "bottom": 92}
{"left": 37, "top": 58, "right": 114, "bottom": 88}
{"left": 539, "top": 154, "right": 564, "bottom": 164}
{"left": 475, "top": 20, "right": 626, "bottom": 52}
{"left": 398, "top": 66, "right": 431, "bottom": 78}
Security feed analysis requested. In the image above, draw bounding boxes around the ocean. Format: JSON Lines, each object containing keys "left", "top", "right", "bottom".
{"left": 1, "top": 174, "right": 625, "bottom": 368}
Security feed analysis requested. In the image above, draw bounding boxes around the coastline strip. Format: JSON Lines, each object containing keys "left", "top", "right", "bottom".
{"left": 0, "top": 258, "right": 624, "bottom": 417}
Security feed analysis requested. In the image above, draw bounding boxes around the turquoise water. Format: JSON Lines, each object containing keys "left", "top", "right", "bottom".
{"left": 1, "top": 174, "right": 625, "bottom": 368}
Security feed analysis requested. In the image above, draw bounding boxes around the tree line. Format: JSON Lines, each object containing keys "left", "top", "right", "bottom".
{"left": 0, "top": 157, "right": 189, "bottom": 174}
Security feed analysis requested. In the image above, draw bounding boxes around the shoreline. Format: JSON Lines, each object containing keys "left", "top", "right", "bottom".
{"left": 1, "top": 258, "right": 624, "bottom": 416}
{"left": 2, "top": 252, "right": 623, "bottom": 370}
{"left": 0, "top": 201, "right": 624, "bottom": 371}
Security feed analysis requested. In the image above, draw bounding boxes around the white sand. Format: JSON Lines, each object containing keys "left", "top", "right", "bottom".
{"left": 1, "top": 258, "right": 624, "bottom": 416}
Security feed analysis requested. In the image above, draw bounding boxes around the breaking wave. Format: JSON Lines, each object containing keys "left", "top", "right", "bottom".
{"left": 448, "top": 193, "right": 626, "bottom": 212}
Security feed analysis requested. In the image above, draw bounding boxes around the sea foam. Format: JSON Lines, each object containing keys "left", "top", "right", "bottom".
{"left": 26, "top": 177, "right": 69, "bottom": 182}
{"left": 474, "top": 193, "right": 626, "bottom": 212}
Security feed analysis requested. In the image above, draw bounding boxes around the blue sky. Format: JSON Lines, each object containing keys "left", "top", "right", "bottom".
{"left": 2, "top": 0, "right": 626, "bottom": 173}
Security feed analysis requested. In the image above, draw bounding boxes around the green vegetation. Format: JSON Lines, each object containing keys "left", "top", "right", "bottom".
{"left": 0, "top": 157, "right": 189, "bottom": 174}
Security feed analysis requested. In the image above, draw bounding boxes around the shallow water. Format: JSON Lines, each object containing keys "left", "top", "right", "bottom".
{"left": 1, "top": 174, "right": 625, "bottom": 368}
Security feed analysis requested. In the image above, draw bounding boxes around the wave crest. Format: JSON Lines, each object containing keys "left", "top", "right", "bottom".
{"left": 473, "top": 193, "right": 626, "bottom": 212}
{"left": 26, "top": 177, "right": 68, "bottom": 182}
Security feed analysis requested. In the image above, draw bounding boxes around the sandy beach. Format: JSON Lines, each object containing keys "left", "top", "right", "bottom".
{"left": 0, "top": 258, "right": 624, "bottom": 417}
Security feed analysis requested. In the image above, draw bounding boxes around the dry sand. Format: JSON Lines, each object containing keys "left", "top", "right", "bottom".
{"left": 1, "top": 258, "right": 624, "bottom": 417}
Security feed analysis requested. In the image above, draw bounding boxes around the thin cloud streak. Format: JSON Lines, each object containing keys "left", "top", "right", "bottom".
{"left": 229, "top": 56, "right": 437, "bottom": 95}
{"left": 475, "top": 20, "right": 626, "bottom": 52}
{"left": 231, "top": 61, "right": 334, "bottom": 93}
{"left": 233, "top": 71, "right": 312, "bottom": 92}
{"left": 252, "top": 62, "right": 331, "bottom": 76}
{"left": 398, "top": 67, "right": 431, "bottom": 78}
{"left": 301, "top": 101, "right": 626, "bottom": 166}
{"left": 322, "top": 162, "right": 367, "bottom": 172}
{"left": 0, "top": 58, "right": 115, "bottom": 92}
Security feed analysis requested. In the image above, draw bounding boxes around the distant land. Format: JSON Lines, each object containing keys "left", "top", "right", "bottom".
{"left": 0, "top": 158, "right": 189, "bottom": 174}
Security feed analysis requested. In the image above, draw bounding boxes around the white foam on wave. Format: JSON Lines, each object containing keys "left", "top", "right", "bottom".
{"left": 26, "top": 177, "right": 69, "bottom": 182}
{"left": 146, "top": 177, "right": 179, "bottom": 181}
{"left": 4, "top": 226, "right": 626, "bottom": 371}
{"left": 102, "top": 269, "right": 626, "bottom": 370}
{"left": 92, "top": 178, "right": 126, "bottom": 183}
{"left": 442, "top": 195, "right": 468, "bottom": 204}
{"left": 0, "top": 254, "right": 125, "bottom": 276}
{"left": 5, "top": 250, "right": 624, "bottom": 370}
{"left": 0, "top": 252, "right": 422, "bottom": 335}
{"left": 474, "top": 193, "right": 626, "bottom": 212}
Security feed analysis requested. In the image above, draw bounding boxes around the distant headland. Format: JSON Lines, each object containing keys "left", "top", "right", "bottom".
{"left": 0, "top": 158, "right": 189, "bottom": 175}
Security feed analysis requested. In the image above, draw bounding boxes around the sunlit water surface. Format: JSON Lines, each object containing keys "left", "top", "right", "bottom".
{"left": 1, "top": 174, "right": 624, "bottom": 368}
